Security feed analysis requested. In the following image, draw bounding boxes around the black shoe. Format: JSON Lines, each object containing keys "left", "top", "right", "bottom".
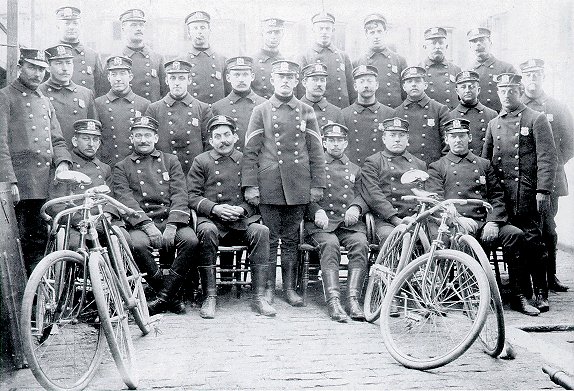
{"left": 285, "top": 289, "right": 304, "bottom": 307}
{"left": 510, "top": 295, "right": 539, "bottom": 316}
{"left": 148, "top": 297, "right": 169, "bottom": 316}
{"left": 347, "top": 296, "right": 365, "bottom": 321}
{"left": 534, "top": 294, "right": 549, "bottom": 313}
{"left": 169, "top": 299, "right": 186, "bottom": 314}
{"left": 327, "top": 298, "right": 348, "bottom": 323}
{"left": 549, "top": 276, "right": 569, "bottom": 292}
{"left": 200, "top": 296, "right": 216, "bottom": 319}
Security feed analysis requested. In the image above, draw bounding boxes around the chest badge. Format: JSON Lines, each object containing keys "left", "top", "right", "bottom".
{"left": 391, "top": 65, "right": 398, "bottom": 73}
{"left": 547, "top": 113, "right": 554, "bottom": 122}
{"left": 162, "top": 172, "right": 170, "bottom": 181}
{"left": 479, "top": 175, "right": 486, "bottom": 185}
{"left": 339, "top": 63, "right": 345, "bottom": 72}
{"left": 135, "top": 110, "right": 141, "bottom": 117}
{"left": 151, "top": 69, "right": 157, "bottom": 78}
{"left": 349, "top": 174, "right": 356, "bottom": 183}
{"left": 86, "top": 65, "right": 93, "bottom": 75}
{"left": 215, "top": 71, "right": 222, "bottom": 80}
{"left": 192, "top": 118, "right": 199, "bottom": 127}
{"left": 520, "top": 127, "right": 530, "bottom": 136}
{"left": 449, "top": 74, "right": 456, "bottom": 82}
{"left": 300, "top": 119, "right": 306, "bottom": 132}
{"left": 427, "top": 118, "right": 435, "bottom": 126}
{"left": 78, "top": 99, "right": 85, "bottom": 108}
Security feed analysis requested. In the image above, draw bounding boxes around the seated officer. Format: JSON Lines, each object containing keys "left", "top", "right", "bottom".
{"left": 187, "top": 115, "right": 276, "bottom": 318}
{"left": 113, "top": 116, "right": 197, "bottom": 315}
{"left": 426, "top": 118, "right": 539, "bottom": 316}
{"left": 360, "top": 117, "right": 427, "bottom": 244}
{"left": 306, "top": 123, "right": 369, "bottom": 322}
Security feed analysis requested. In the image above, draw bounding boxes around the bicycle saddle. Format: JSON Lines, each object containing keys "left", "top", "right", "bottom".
{"left": 56, "top": 170, "right": 92, "bottom": 185}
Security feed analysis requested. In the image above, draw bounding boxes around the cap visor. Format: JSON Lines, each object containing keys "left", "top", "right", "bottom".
{"left": 24, "top": 59, "right": 48, "bottom": 68}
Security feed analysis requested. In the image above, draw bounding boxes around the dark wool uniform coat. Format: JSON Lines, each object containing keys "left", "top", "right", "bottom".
{"left": 482, "top": 103, "right": 557, "bottom": 216}
{"left": 122, "top": 45, "right": 167, "bottom": 103}
{"left": 39, "top": 80, "right": 98, "bottom": 149}
{"left": 450, "top": 102, "right": 498, "bottom": 155}
{"left": 0, "top": 79, "right": 71, "bottom": 199}
{"left": 95, "top": 90, "right": 150, "bottom": 167}
{"left": 178, "top": 47, "right": 228, "bottom": 105}
{"left": 341, "top": 101, "right": 395, "bottom": 166}
{"left": 242, "top": 95, "right": 326, "bottom": 205}
{"left": 470, "top": 54, "right": 517, "bottom": 113}
{"left": 353, "top": 47, "right": 408, "bottom": 109}
{"left": 300, "top": 96, "right": 344, "bottom": 131}
{"left": 419, "top": 57, "right": 462, "bottom": 110}
{"left": 145, "top": 93, "right": 213, "bottom": 175}
{"left": 63, "top": 41, "right": 107, "bottom": 97}
{"left": 251, "top": 48, "right": 284, "bottom": 99}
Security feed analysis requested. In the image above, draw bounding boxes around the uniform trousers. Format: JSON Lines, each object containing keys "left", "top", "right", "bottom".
{"left": 309, "top": 228, "right": 368, "bottom": 273}
{"left": 16, "top": 199, "right": 48, "bottom": 275}
{"left": 541, "top": 194, "right": 559, "bottom": 277}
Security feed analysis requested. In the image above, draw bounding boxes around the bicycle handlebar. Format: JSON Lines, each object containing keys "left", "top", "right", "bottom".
{"left": 401, "top": 196, "right": 493, "bottom": 226}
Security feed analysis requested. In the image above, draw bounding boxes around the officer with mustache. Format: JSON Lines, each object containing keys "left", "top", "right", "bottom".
{"left": 300, "top": 62, "right": 344, "bottom": 130}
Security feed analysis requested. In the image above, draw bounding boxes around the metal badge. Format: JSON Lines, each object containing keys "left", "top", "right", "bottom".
{"left": 479, "top": 175, "right": 486, "bottom": 185}
{"left": 162, "top": 172, "right": 170, "bottom": 181}
{"left": 547, "top": 113, "right": 554, "bottom": 122}
{"left": 87, "top": 65, "right": 93, "bottom": 74}
{"left": 520, "top": 127, "right": 529, "bottom": 136}
{"left": 428, "top": 118, "right": 435, "bottom": 126}
{"left": 392, "top": 65, "right": 398, "bottom": 73}
{"left": 192, "top": 118, "right": 199, "bottom": 127}
{"left": 215, "top": 71, "right": 222, "bottom": 80}
{"left": 78, "top": 99, "right": 85, "bottom": 108}
{"left": 151, "top": 69, "right": 157, "bottom": 77}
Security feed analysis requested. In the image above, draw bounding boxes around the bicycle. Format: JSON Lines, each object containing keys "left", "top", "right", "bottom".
{"left": 20, "top": 171, "right": 150, "bottom": 391}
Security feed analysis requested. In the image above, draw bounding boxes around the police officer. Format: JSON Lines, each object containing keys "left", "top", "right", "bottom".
{"left": 40, "top": 44, "right": 98, "bottom": 149}
{"left": 306, "top": 123, "right": 369, "bottom": 322}
{"left": 95, "top": 56, "right": 151, "bottom": 167}
{"left": 520, "top": 59, "right": 574, "bottom": 292}
{"left": 341, "top": 65, "right": 395, "bottom": 166}
{"left": 146, "top": 60, "right": 213, "bottom": 176}
{"left": 482, "top": 73, "right": 557, "bottom": 312}
{"left": 113, "top": 116, "right": 197, "bottom": 315}
{"left": 251, "top": 17, "right": 286, "bottom": 99}
{"left": 419, "top": 27, "right": 461, "bottom": 110}
{"left": 242, "top": 60, "right": 326, "bottom": 306}
{"left": 467, "top": 27, "right": 517, "bottom": 113}
{"left": 212, "top": 57, "right": 266, "bottom": 151}
{"left": 296, "top": 12, "right": 355, "bottom": 108}
{"left": 450, "top": 70, "right": 497, "bottom": 155}
{"left": 0, "top": 48, "right": 72, "bottom": 273}
{"left": 120, "top": 8, "right": 167, "bottom": 103}
{"left": 426, "top": 118, "right": 540, "bottom": 315}
{"left": 300, "top": 62, "right": 344, "bottom": 130}
{"left": 54, "top": 6, "right": 106, "bottom": 97}
{"left": 179, "top": 11, "right": 227, "bottom": 104}
{"left": 394, "top": 66, "right": 450, "bottom": 165}
{"left": 360, "top": 117, "right": 426, "bottom": 244}
{"left": 188, "top": 115, "right": 276, "bottom": 318}
{"left": 353, "top": 13, "right": 407, "bottom": 109}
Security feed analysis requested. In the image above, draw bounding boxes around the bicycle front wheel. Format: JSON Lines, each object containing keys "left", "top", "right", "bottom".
{"left": 380, "top": 249, "right": 490, "bottom": 370}
{"left": 21, "top": 250, "right": 105, "bottom": 391}
{"left": 89, "top": 252, "right": 138, "bottom": 389}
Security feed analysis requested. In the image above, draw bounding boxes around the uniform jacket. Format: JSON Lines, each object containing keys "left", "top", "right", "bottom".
{"left": 146, "top": 93, "right": 213, "bottom": 175}
{"left": 305, "top": 154, "right": 368, "bottom": 235}
{"left": 341, "top": 101, "right": 395, "bottom": 166}
{"left": 95, "top": 89, "right": 150, "bottom": 167}
{"left": 123, "top": 45, "right": 167, "bottom": 103}
{"left": 297, "top": 43, "right": 356, "bottom": 108}
{"left": 39, "top": 80, "right": 98, "bottom": 149}
{"left": 251, "top": 48, "right": 284, "bottom": 99}
{"left": 426, "top": 151, "right": 507, "bottom": 223}
{"left": 212, "top": 90, "right": 266, "bottom": 151}
{"left": 63, "top": 41, "right": 107, "bottom": 97}
{"left": 178, "top": 47, "right": 228, "bottom": 105}
{"left": 394, "top": 94, "right": 450, "bottom": 165}
{"left": 522, "top": 92, "right": 574, "bottom": 196}
{"left": 0, "top": 79, "right": 71, "bottom": 199}
{"left": 450, "top": 102, "right": 498, "bottom": 155}
{"left": 300, "top": 96, "right": 344, "bottom": 131}
{"left": 113, "top": 149, "right": 190, "bottom": 230}
{"left": 419, "top": 57, "right": 461, "bottom": 110}
{"left": 482, "top": 103, "right": 557, "bottom": 216}
{"left": 242, "top": 95, "right": 326, "bottom": 205}
{"left": 353, "top": 47, "right": 408, "bottom": 108}
{"left": 360, "top": 149, "right": 427, "bottom": 221}
{"left": 0, "top": 97, "right": 16, "bottom": 183}
{"left": 469, "top": 54, "right": 517, "bottom": 113}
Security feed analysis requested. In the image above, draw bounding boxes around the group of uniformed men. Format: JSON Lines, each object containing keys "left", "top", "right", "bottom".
{"left": 0, "top": 6, "right": 571, "bottom": 321}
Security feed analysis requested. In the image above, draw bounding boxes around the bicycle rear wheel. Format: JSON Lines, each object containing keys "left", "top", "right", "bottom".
{"left": 89, "top": 252, "right": 138, "bottom": 389}
{"left": 21, "top": 250, "right": 105, "bottom": 391}
{"left": 380, "top": 249, "right": 490, "bottom": 370}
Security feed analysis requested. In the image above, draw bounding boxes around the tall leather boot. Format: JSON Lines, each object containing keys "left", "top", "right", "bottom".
{"left": 265, "top": 260, "right": 277, "bottom": 304}
{"left": 281, "top": 260, "right": 304, "bottom": 307}
{"left": 322, "top": 269, "right": 348, "bottom": 323}
{"left": 507, "top": 261, "right": 539, "bottom": 316}
{"left": 199, "top": 265, "right": 217, "bottom": 319}
{"left": 146, "top": 269, "right": 164, "bottom": 294}
{"left": 148, "top": 270, "right": 185, "bottom": 316}
{"left": 346, "top": 268, "right": 366, "bottom": 321}
{"left": 251, "top": 264, "right": 276, "bottom": 317}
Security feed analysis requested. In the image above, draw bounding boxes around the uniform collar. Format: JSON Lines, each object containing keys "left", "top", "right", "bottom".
{"left": 164, "top": 93, "right": 195, "bottom": 107}
{"left": 12, "top": 78, "right": 42, "bottom": 97}
{"left": 189, "top": 46, "right": 214, "bottom": 57}
{"left": 269, "top": 94, "right": 298, "bottom": 109}
{"left": 325, "top": 153, "right": 350, "bottom": 165}
{"left": 368, "top": 46, "right": 391, "bottom": 59}
{"left": 45, "top": 79, "right": 79, "bottom": 92}
{"left": 62, "top": 41, "right": 85, "bottom": 54}
{"left": 353, "top": 101, "right": 382, "bottom": 113}
{"left": 209, "top": 148, "right": 241, "bottom": 162}
{"left": 445, "top": 151, "right": 477, "bottom": 164}
{"left": 454, "top": 101, "right": 487, "bottom": 114}
{"left": 313, "top": 42, "right": 336, "bottom": 53}
{"left": 404, "top": 94, "right": 431, "bottom": 108}
{"left": 130, "top": 149, "right": 161, "bottom": 161}
{"left": 72, "top": 148, "right": 100, "bottom": 163}
{"left": 423, "top": 57, "right": 447, "bottom": 67}
{"left": 259, "top": 48, "right": 281, "bottom": 61}
{"left": 381, "top": 149, "right": 414, "bottom": 160}
{"left": 522, "top": 91, "right": 547, "bottom": 106}
{"left": 228, "top": 90, "right": 259, "bottom": 104}
{"left": 471, "top": 53, "right": 496, "bottom": 69}
{"left": 499, "top": 103, "right": 527, "bottom": 117}
{"left": 301, "top": 95, "right": 328, "bottom": 110}
{"left": 123, "top": 45, "right": 150, "bottom": 57}
{"left": 106, "top": 89, "right": 136, "bottom": 102}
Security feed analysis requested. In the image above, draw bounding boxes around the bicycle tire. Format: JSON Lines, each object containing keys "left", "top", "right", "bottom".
{"left": 456, "top": 234, "right": 505, "bottom": 357}
{"left": 89, "top": 252, "right": 138, "bottom": 389}
{"left": 21, "top": 250, "right": 105, "bottom": 391}
{"left": 380, "top": 249, "right": 490, "bottom": 370}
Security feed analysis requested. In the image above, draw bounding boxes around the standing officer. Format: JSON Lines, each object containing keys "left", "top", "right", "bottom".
{"left": 212, "top": 57, "right": 266, "bottom": 151}
{"left": 394, "top": 66, "right": 450, "bottom": 165}
{"left": 179, "top": 11, "right": 227, "bottom": 105}
{"left": 54, "top": 6, "right": 106, "bottom": 96}
{"left": 113, "top": 116, "right": 197, "bottom": 315}
{"left": 482, "top": 73, "right": 557, "bottom": 312}
{"left": 450, "top": 70, "right": 497, "bottom": 155}
{"left": 306, "top": 123, "right": 369, "bottom": 322}
{"left": 146, "top": 60, "right": 213, "bottom": 175}
{"left": 242, "top": 60, "right": 326, "bottom": 306}
{"left": 40, "top": 44, "right": 98, "bottom": 149}
{"left": 419, "top": 27, "right": 461, "bottom": 110}
{"left": 300, "top": 62, "right": 344, "bottom": 129}
{"left": 251, "top": 17, "right": 286, "bottom": 99}
{"left": 95, "top": 56, "right": 150, "bottom": 167}
{"left": 120, "top": 9, "right": 167, "bottom": 103}
{"left": 296, "top": 12, "right": 355, "bottom": 108}
{"left": 467, "top": 28, "right": 517, "bottom": 113}
{"left": 426, "top": 118, "right": 540, "bottom": 315}
{"left": 353, "top": 13, "right": 407, "bottom": 109}
{"left": 341, "top": 65, "right": 395, "bottom": 166}
{"left": 360, "top": 117, "right": 426, "bottom": 244}
{"left": 188, "top": 115, "right": 276, "bottom": 318}
{"left": 0, "top": 48, "right": 71, "bottom": 273}
{"left": 520, "top": 59, "right": 574, "bottom": 292}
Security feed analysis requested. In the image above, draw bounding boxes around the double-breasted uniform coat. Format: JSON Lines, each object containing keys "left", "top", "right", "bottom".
{"left": 178, "top": 47, "right": 228, "bottom": 105}
{"left": 300, "top": 96, "right": 345, "bottom": 131}
{"left": 420, "top": 57, "right": 461, "bottom": 110}
{"left": 122, "top": 45, "right": 167, "bottom": 103}
{"left": 450, "top": 102, "right": 498, "bottom": 155}
{"left": 251, "top": 49, "right": 284, "bottom": 99}
{"left": 470, "top": 55, "right": 517, "bottom": 113}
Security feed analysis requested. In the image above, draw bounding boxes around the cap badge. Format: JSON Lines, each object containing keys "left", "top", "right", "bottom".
{"left": 87, "top": 121, "right": 96, "bottom": 130}
{"left": 269, "top": 19, "right": 277, "bottom": 26}
{"left": 359, "top": 65, "right": 367, "bottom": 73}
{"left": 393, "top": 118, "right": 401, "bottom": 127}
{"left": 453, "top": 119, "right": 461, "bottom": 128}
{"left": 237, "top": 58, "right": 245, "bottom": 66}
{"left": 173, "top": 61, "right": 180, "bottom": 70}
{"left": 500, "top": 74, "right": 510, "bottom": 84}
{"left": 135, "top": 10, "right": 143, "bottom": 17}
{"left": 431, "top": 27, "right": 438, "bottom": 34}
{"left": 62, "top": 8, "right": 73, "bottom": 17}
{"left": 315, "top": 64, "right": 323, "bottom": 72}
{"left": 113, "top": 57, "right": 122, "bottom": 65}
{"left": 471, "top": 28, "right": 480, "bottom": 36}
{"left": 35, "top": 51, "right": 45, "bottom": 61}
{"left": 463, "top": 71, "right": 470, "bottom": 78}
{"left": 218, "top": 115, "right": 226, "bottom": 122}
{"left": 280, "top": 62, "right": 289, "bottom": 71}
{"left": 56, "top": 46, "right": 67, "bottom": 55}
{"left": 141, "top": 117, "right": 149, "bottom": 125}
{"left": 333, "top": 125, "right": 340, "bottom": 132}
{"left": 528, "top": 59, "right": 536, "bottom": 67}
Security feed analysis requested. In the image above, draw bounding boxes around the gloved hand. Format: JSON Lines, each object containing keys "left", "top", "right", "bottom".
{"left": 162, "top": 223, "right": 178, "bottom": 250}
{"left": 458, "top": 216, "right": 479, "bottom": 234}
{"left": 310, "top": 187, "right": 324, "bottom": 203}
{"left": 244, "top": 187, "right": 260, "bottom": 206}
{"left": 536, "top": 193, "right": 551, "bottom": 216}
{"left": 11, "top": 184, "right": 19, "bottom": 204}
{"left": 344, "top": 206, "right": 360, "bottom": 227}
{"left": 314, "top": 209, "right": 329, "bottom": 229}
{"left": 481, "top": 222, "right": 499, "bottom": 243}
{"left": 142, "top": 222, "right": 163, "bottom": 249}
